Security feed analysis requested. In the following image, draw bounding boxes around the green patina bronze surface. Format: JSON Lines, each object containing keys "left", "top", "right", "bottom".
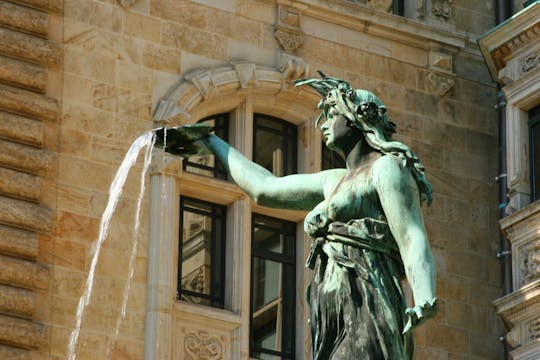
{"left": 157, "top": 73, "right": 437, "bottom": 359}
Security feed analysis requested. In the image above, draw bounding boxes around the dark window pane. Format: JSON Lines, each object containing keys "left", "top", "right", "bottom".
{"left": 322, "top": 142, "right": 346, "bottom": 170}
{"left": 531, "top": 109, "right": 540, "bottom": 201}
{"left": 254, "top": 114, "right": 297, "bottom": 177}
{"left": 178, "top": 196, "right": 226, "bottom": 308}
{"left": 251, "top": 214, "right": 296, "bottom": 360}
{"left": 183, "top": 114, "right": 229, "bottom": 180}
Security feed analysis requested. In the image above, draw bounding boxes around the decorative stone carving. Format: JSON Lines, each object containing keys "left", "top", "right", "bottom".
{"left": 427, "top": 70, "right": 455, "bottom": 96}
{"left": 416, "top": 0, "right": 427, "bottom": 18}
{"left": 116, "top": 0, "right": 138, "bottom": 7}
{"left": 528, "top": 316, "right": 540, "bottom": 341}
{"left": 519, "top": 241, "right": 540, "bottom": 287}
{"left": 185, "top": 70, "right": 220, "bottom": 100}
{"left": 231, "top": 62, "right": 258, "bottom": 89}
{"left": 274, "top": 6, "right": 304, "bottom": 53}
{"left": 432, "top": 0, "right": 453, "bottom": 19}
{"left": 427, "top": 50, "right": 455, "bottom": 96}
{"left": 279, "top": 52, "right": 310, "bottom": 87}
{"left": 520, "top": 52, "right": 540, "bottom": 73}
{"left": 184, "top": 330, "right": 223, "bottom": 360}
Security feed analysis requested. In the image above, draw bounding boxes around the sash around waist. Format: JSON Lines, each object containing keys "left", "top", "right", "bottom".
{"left": 306, "top": 218, "right": 401, "bottom": 269}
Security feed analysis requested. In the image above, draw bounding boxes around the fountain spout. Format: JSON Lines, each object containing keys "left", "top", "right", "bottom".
{"left": 154, "top": 123, "right": 213, "bottom": 157}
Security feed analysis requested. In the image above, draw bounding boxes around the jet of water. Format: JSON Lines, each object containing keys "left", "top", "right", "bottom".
{"left": 67, "top": 131, "right": 156, "bottom": 360}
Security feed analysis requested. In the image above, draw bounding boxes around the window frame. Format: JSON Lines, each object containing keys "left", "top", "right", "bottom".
{"left": 177, "top": 195, "right": 227, "bottom": 309}
{"left": 182, "top": 113, "right": 230, "bottom": 180}
{"left": 249, "top": 213, "right": 297, "bottom": 360}
{"left": 529, "top": 105, "right": 540, "bottom": 201}
{"left": 253, "top": 113, "right": 298, "bottom": 176}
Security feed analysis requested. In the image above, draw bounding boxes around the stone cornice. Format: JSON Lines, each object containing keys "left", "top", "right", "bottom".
{"left": 280, "top": 0, "right": 473, "bottom": 52}
{"left": 493, "top": 279, "right": 540, "bottom": 324}
{"left": 478, "top": 2, "right": 540, "bottom": 82}
{"left": 500, "top": 199, "right": 540, "bottom": 232}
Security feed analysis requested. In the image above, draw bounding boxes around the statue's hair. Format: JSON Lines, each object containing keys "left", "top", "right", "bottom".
{"left": 295, "top": 71, "right": 433, "bottom": 205}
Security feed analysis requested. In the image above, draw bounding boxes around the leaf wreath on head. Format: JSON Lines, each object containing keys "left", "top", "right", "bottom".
{"left": 295, "top": 71, "right": 433, "bottom": 206}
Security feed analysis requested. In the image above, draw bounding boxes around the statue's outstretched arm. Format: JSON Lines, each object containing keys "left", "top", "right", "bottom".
{"left": 202, "top": 134, "right": 328, "bottom": 210}
{"left": 372, "top": 155, "right": 437, "bottom": 334}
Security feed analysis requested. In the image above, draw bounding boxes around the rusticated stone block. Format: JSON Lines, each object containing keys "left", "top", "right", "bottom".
{"left": 0, "top": 195, "right": 52, "bottom": 232}
{"left": 0, "top": 284, "right": 35, "bottom": 318}
{"left": 0, "top": 225, "right": 38, "bottom": 260}
{"left": 162, "top": 21, "right": 227, "bottom": 60}
{"left": 0, "top": 254, "right": 48, "bottom": 290}
{"left": 0, "top": 2, "right": 48, "bottom": 37}
{"left": 0, "top": 111, "right": 43, "bottom": 146}
{"left": 0, "top": 167, "right": 41, "bottom": 201}
{"left": 0, "top": 140, "right": 52, "bottom": 174}
{"left": 0, "top": 84, "right": 58, "bottom": 122}
{"left": 0, "top": 344, "right": 31, "bottom": 359}
{"left": 0, "top": 28, "right": 61, "bottom": 67}
{"left": 0, "top": 314, "right": 47, "bottom": 350}
{"left": 0, "top": 56, "right": 47, "bottom": 93}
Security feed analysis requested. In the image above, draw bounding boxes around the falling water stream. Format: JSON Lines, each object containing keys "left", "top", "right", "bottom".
{"left": 67, "top": 131, "right": 158, "bottom": 360}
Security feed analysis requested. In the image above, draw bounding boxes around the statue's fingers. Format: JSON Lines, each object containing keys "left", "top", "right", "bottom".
{"left": 402, "top": 318, "right": 413, "bottom": 335}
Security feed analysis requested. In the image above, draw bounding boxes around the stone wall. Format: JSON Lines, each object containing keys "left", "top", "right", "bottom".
{"left": 0, "top": 0, "right": 503, "bottom": 358}
{"left": 0, "top": 0, "right": 63, "bottom": 358}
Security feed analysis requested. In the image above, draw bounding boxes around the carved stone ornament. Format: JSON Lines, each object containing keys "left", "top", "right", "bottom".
{"left": 519, "top": 242, "right": 540, "bottom": 287}
{"left": 184, "top": 330, "right": 223, "bottom": 360}
{"left": 528, "top": 316, "right": 540, "bottom": 342}
{"left": 274, "top": 6, "right": 304, "bottom": 53}
{"left": 427, "top": 70, "right": 455, "bottom": 97}
{"left": 279, "top": 52, "right": 310, "bottom": 86}
{"left": 432, "top": 0, "right": 453, "bottom": 20}
{"left": 117, "top": 0, "right": 138, "bottom": 8}
{"left": 416, "top": 0, "right": 427, "bottom": 18}
{"left": 520, "top": 52, "right": 540, "bottom": 73}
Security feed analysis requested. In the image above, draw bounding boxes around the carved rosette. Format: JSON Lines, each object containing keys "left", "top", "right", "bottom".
{"left": 184, "top": 330, "right": 224, "bottom": 360}
{"left": 274, "top": 6, "right": 304, "bottom": 54}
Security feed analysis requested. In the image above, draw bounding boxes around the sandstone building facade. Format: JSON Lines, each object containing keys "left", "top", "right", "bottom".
{"left": 0, "top": 0, "right": 530, "bottom": 359}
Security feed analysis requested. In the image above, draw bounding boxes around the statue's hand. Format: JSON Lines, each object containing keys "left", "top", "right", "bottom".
{"left": 402, "top": 297, "right": 437, "bottom": 335}
{"left": 155, "top": 124, "right": 213, "bottom": 157}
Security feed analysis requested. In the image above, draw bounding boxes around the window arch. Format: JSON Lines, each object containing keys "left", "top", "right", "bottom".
{"left": 147, "top": 64, "right": 322, "bottom": 359}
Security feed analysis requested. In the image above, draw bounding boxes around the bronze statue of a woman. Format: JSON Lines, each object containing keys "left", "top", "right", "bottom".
{"left": 158, "top": 73, "right": 437, "bottom": 359}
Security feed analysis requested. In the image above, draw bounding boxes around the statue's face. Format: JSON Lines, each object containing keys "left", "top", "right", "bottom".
{"left": 320, "top": 106, "right": 357, "bottom": 153}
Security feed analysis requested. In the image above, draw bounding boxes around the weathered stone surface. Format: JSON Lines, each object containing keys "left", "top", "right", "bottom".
{"left": 0, "top": 28, "right": 61, "bottom": 67}
{"left": 0, "top": 284, "right": 35, "bottom": 318}
{"left": 161, "top": 21, "right": 227, "bottom": 60}
{"left": 0, "top": 56, "right": 47, "bottom": 92}
{"left": 0, "top": 140, "right": 52, "bottom": 174}
{"left": 0, "top": 225, "right": 38, "bottom": 260}
{"left": 0, "top": 195, "right": 52, "bottom": 232}
{"left": 0, "top": 111, "right": 43, "bottom": 146}
{"left": 0, "top": 344, "right": 31, "bottom": 359}
{"left": 0, "top": 167, "right": 41, "bottom": 201}
{"left": 0, "top": 254, "right": 48, "bottom": 290}
{"left": 0, "top": 2, "right": 49, "bottom": 37}
{"left": 0, "top": 314, "right": 47, "bottom": 350}
{"left": 0, "top": 84, "right": 58, "bottom": 122}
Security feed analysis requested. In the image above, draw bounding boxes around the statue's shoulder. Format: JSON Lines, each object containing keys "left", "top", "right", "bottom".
{"left": 371, "top": 153, "right": 413, "bottom": 186}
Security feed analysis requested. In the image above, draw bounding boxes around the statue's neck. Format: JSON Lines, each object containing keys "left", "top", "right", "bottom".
{"left": 344, "top": 138, "right": 378, "bottom": 169}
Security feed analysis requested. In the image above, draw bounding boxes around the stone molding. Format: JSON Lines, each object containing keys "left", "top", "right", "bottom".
{"left": 478, "top": 2, "right": 540, "bottom": 83}
{"left": 501, "top": 200, "right": 540, "bottom": 289}
{"left": 283, "top": 0, "right": 470, "bottom": 51}
{"left": 152, "top": 62, "right": 317, "bottom": 125}
{"left": 494, "top": 280, "right": 540, "bottom": 352}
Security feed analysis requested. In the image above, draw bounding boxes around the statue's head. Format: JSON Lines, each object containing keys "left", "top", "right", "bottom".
{"left": 295, "top": 72, "right": 433, "bottom": 205}
{"left": 295, "top": 72, "right": 396, "bottom": 146}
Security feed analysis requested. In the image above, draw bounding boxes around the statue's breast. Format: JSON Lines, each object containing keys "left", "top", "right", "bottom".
{"left": 325, "top": 169, "right": 381, "bottom": 223}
